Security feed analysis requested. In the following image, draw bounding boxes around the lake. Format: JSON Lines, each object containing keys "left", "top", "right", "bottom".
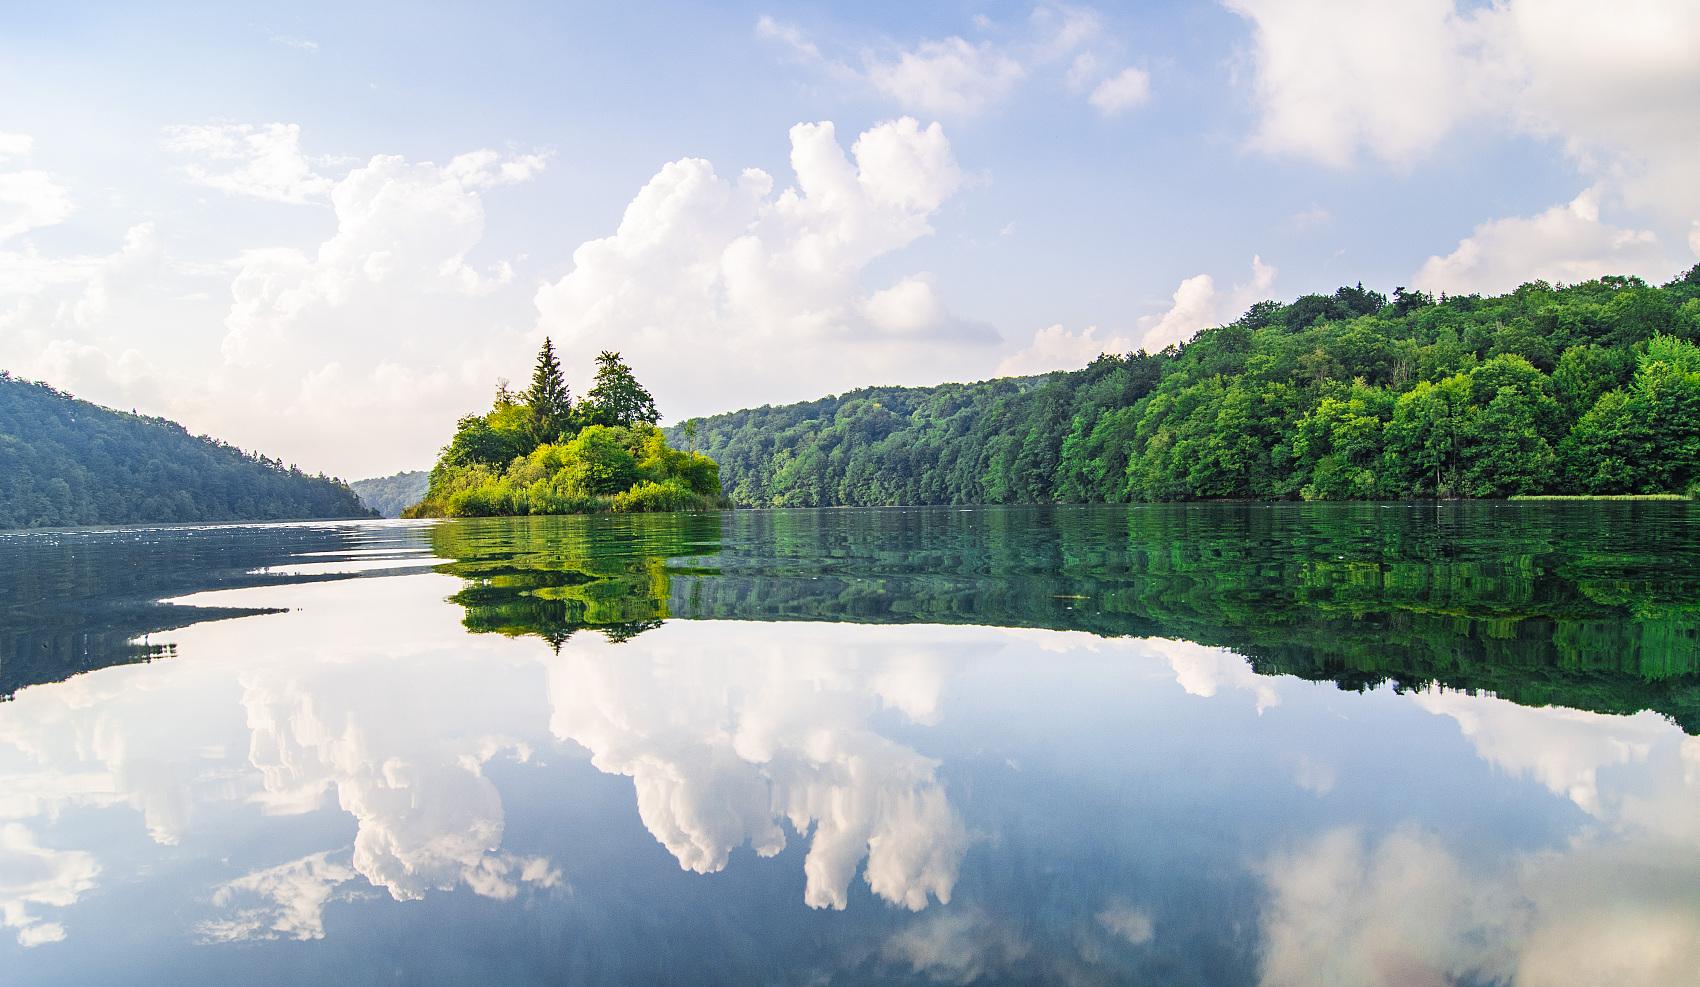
{"left": 3, "top": 503, "right": 1699, "bottom": 985}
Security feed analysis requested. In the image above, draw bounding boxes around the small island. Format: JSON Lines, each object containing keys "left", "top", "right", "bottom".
{"left": 404, "top": 342, "right": 723, "bottom": 517}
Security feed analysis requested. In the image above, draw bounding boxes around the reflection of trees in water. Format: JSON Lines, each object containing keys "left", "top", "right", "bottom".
{"left": 430, "top": 512, "right": 722, "bottom": 648}
{"left": 434, "top": 503, "right": 1700, "bottom": 732}
{"left": 2, "top": 523, "right": 434, "bottom": 698}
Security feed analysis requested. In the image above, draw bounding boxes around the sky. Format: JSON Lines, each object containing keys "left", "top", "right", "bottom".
{"left": 1, "top": 0, "right": 1697, "bottom": 478}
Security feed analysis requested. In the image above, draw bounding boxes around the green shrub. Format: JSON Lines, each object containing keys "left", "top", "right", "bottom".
{"left": 611, "top": 479, "right": 699, "bottom": 513}
{"left": 558, "top": 425, "right": 638, "bottom": 495}
{"left": 523, "top": 477, "right": 603, "bottom": 515}
{"left": 446, "top": 481, "right": 523, "bottom": 517}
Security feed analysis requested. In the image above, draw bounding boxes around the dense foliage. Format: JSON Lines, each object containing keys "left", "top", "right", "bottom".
{"left": 407, "top": 342, "right": 722, "bottom": 517}
{"left": 0, "top": 373, "right": 371, "bottom": 529}
{"left": 674, "top": 268, "right": 1700, "bottom": 505}
{"left": 350, "top": 470, "right": 429, "bottom": 518}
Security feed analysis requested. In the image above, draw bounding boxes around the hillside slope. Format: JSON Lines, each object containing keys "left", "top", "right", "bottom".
{"left": 351, "top": 470, "right": 428, "bottom": 518}
{"left": 0, "top": 373, "right": 372, "bottom": 528}
{"left": 672, "top": 268, "right": 1700, "bottom": 506}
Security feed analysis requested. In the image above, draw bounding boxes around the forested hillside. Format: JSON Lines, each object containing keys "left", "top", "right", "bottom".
{"left": 673, "top": 268, "right": 1700, "bottom": 505}
{"left": 0, "top": 374, "right": 372, "bottom": 528}
{"left": 352, "top": 470, "right": 428, "bottom": 517}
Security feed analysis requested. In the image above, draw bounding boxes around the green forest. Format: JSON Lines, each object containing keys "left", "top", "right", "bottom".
{"left": 674, "top": 268, "right": 1700, "bottom": 506}
{"left": 0, "top": 373, "right": 371, "bottom": 529}
{"left": 406, "top": 342, "right": 723, "bottom": 517}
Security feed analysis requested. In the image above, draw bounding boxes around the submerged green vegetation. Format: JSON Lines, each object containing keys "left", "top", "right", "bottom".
{"left": 0, "top": 372, "right": 370, "bottom": 529}
{"left": 406, "top": 342, "right": 723, "bottom": 517}
{"left": 676, "top": 268, "right": 1700, "bottom": 506}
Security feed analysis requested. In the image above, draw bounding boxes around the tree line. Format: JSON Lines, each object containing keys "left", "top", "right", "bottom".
{"left": 672, "top": 267, "right": 1700, "bottom": 505}
{"left": 406, "top": 342, "right": 723, "bottom": 517}
{"left": 0, "top": 373, "right": 371, "bottom": 529}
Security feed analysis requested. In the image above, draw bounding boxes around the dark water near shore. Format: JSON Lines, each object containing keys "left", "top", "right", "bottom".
{"left": 3, "top": 503, "right": 1699, "bottom": 984}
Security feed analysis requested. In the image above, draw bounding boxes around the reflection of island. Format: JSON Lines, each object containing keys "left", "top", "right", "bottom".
{"left": 429, "top": 513, "right": 720, "bottom": 646}
{"left": 433, "top": 504, "right": 1700, "bottom": 732}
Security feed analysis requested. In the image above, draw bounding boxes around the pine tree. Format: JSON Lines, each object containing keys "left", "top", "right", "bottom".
{"left": 584, "top": 350, "right": 659, "bottom": 427}
{"left": 525, "top": 337, "right": 572, "bottom": 442}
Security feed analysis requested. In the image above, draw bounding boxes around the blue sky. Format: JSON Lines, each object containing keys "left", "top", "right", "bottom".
{"left": 2, "top": 1, "right": 1695, "bottom": 476}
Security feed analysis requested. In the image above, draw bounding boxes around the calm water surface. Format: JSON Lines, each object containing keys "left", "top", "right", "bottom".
{"left": 3, "top": 504, "right": 1699, "bottom": 985}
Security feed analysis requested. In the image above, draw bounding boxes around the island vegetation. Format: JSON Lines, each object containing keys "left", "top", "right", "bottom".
{"left": 0, "top": 372, "right": 371, "bottom": 529}
{"left": 405, "top": 342, "right": 723, "bottom": 517}
{"left": 675, "top": 267, "right": 1700, "bottom": 506}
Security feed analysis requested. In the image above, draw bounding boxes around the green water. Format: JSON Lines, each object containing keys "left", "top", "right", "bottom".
{"left": 2, "top": 503, "right": 1699, "bottom": 984}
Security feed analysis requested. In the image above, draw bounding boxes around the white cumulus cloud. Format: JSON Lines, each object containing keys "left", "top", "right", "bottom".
{"left": 1088, "top": 67, "right": 1151, "bottom": 114}
{"left": 999, "top": 256, "right": 1276, "bottom": 374}
{"left": 865, "top": 37, "right": 1027, "bottom": 117}
{"left": 1227, "top": 0, "right": 1700, "bottom": 245}
{"left": 1137, "top": 255, "right": 1276, "bottom": 352}
{"left": 164, "top": 122, "right": 335, "bottom": 204}
{"left": 758, "top": 5, "right": 1149, "bottom": 118}
{"left": 996, "top": 323, "right": 1136, "bottom": 376}
{"left": 223, "top": 148, "right": 535, "bottom": 363}
{"left": 0, "top": 132, "right": 35, "bottom": 161}
{"left": 1225, "top": 0, "right": 1491, "bottom": 168}
{"left": 0, "top": 134, "right": 74, "bottom": 242}
{"left": 0, "top": 172, "right": 73, "bottom": 243}
{"left": 0, "top": 124, "right": 568, "bottom": 479}
{"left": 200, "top": 142, "right": 545, "bottom": 474}
{"left": 535, "top": 117, "right": 997, "bottom": 419}
{"left": 1413, "top": 187, "right": 1673, "bottom": 295}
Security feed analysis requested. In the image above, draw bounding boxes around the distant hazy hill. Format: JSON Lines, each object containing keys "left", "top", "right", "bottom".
{"left": 351, "top": 470, "right": 429, "bottom": 517}
{"left": 0, "top": 373, "right": 372, "bottom": 529}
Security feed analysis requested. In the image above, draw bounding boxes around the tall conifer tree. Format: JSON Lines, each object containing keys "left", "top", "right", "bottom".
{"left": 525, "top": 337, "right": 572, "bottom": 442}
